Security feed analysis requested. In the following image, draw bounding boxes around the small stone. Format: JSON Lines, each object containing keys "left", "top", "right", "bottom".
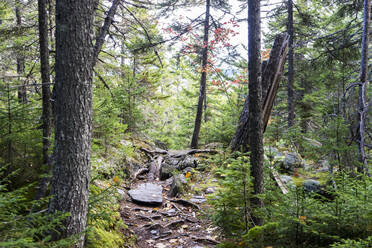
{"left": 168, "top": 174, "right": 188, "bottom": 197}
{"left": 167, "top": 209, "right": 176, "bottom": 214}
{"left": 178, "top": 155, "right": 198, "bottom": 170}
{"left": 276, "top": 152, "right": 303, "bottom": 173}
{"left": 280, "top": 175, "right": 293, "bottom": 185}
{"left": 117, "top": 189, "right": 125, "bottom": 195}
{"left": 155, "top": 243, "right": 167, "bottom": 248}
{"left": 183, "top": 167, "right": 193, "bottom": 173}
{"left": 205, "top": 187, "right": 215, "bottom": 194}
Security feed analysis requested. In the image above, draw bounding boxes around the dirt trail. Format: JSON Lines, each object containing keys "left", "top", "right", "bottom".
{"left": 119, "top": 148, "right": 220, "bottom": 248}
{"left": 120, "top": 180, "right": 219, "bottom": 248}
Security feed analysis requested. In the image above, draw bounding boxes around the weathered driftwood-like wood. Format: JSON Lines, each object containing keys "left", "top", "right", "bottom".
{"left": 270, "top": 167, "right": 289, "bottom": 194}
{"left": 262, "top": 33, "right": 290, "bottom": 132}
{"left": 132, "top": 168, "right": 148, "bottom": 182}
{"left": 155, "top": 156, "right": 163, "bottom": 179}
{"left": 147, "top": 156, "right": 163, "bottom": 181}
{"left": 140, "top": 147, "right": 168, "bottom": 155}
{"left": 140, "top": 147, "right": 217, "bottom": 157}
{"left": 168, "top": 149, "right": 217, "bottom": 157}
{"left": 230, "top": 33, "right": 289, "bottom": 151}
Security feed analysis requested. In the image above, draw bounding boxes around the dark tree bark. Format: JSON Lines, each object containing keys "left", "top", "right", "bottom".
{"left": 248, "top": 0, "right": 264, "bottom": 226}
{"left": 48, "top": 0, "right": 96, "bottom": 246}
{"left": 33, "top": 0, "right": 52, "bottom": 202}
{"left": 190, "top": 0, "right": 210, "bottom": 149}
{"left": 287, "top": 0, "right": 294, "bottom": 127}
{"left": 357, "top": 0, "right": 370, "bottom": 174}
{"left": 15, "top": 1, "right": 27, "bottom": 103}
{"left": 231, "top": 96, "right": 251, "bottom": 152}
{"left": 230, "top": 33, "right": 289, "bottom": 151}
{"left": 7, "top": 85, "right": 13, "bottom": 166}
{"left": 261, "top": 33, "right": 290, "bottom": 132}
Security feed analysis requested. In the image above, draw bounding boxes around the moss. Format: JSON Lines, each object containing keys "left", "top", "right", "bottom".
{"left": 86, "top": 226, "right": 125, "bottom": 248}
{"left": 86, "top": 182, "right": 130, "bottom": 248}
{"left": 292, "top": 176, "right": 305, "bottom": 186}
{"left": 297, "top": 169, "right": 330, "bottom": 184}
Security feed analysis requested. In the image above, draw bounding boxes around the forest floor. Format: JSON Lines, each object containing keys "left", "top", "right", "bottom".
{"left": 119, "top": 147, "right": 221, "bottom": 248}
{"left": 120, "top": 184, "right": 219, "bottom": 248}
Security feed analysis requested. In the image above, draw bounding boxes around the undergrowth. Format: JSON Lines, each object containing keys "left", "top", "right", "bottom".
{"left": 209, "top": 152, "right": 372, "bottom": 248}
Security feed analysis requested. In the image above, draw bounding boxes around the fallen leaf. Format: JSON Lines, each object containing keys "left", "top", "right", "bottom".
{"left": 299, "top": 216, "right": 307, "bottom": 223}
{"left": 113, "top": 176, "right": 120, "bottom": 184}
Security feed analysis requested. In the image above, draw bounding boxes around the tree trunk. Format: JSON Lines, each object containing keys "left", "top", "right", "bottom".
{"left": 262, "top": 34, "right": 290, "bottom": 132}
{"left": 287, "top": 0, "right": 295, "bottom": 127}
{"left": 48, "top": 0, "right": 96, "bottom": 246}
{"left": 357, "top": 0, "right": 370, "bottom": 174}
{"left": 190, "top": 0, "right": 210, "bottom": 149}
{"left": 34, "top": 0, "right": 52, "bottom": 202}
{"left": 230, "top": 33, "right": 289, "bottom": 151}
{"left": 231, "top": 96, "right": 250, "bottom": 152}
{"left": 15, "top": 1, "right": 27, "bottom": 103}
{"left": 248, "top": 0, "right": 264, "bottom": 226}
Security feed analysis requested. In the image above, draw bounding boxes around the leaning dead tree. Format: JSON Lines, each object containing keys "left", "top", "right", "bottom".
{"left": 230, "top": 33, "right": 290, "bottom": 152}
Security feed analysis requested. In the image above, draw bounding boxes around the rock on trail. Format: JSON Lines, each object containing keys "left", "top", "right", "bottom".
{"left": 128, "top": 183, "right": 163, "bottom": 205}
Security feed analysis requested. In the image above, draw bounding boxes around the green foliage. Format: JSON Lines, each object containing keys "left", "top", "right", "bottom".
{"left": 86, "top": 182, "right": 130, "bottom": 248}
{"left": 0, "top": 168, "right": 73, "bottom": 248}
{"left": 210, "top": 152, "right": 252, "bottom": 236}
{"left": 0, "top": 82, "right": 45, "bottom": 188}
{"left": 330, "top": 236, "right": 372, "bottom": 248}
{"left": 92, "top": 83, "right": 127, "bottom": 156}
{"left": 214, "top": 157, "right": 372, "bottom": 248}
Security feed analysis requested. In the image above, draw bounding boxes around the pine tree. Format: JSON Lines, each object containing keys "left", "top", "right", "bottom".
{"left": 49, "top": 0, "right": 96, "bottom": 246}
{"left": 247, "top": 0, "right": 264, "bottom": 226}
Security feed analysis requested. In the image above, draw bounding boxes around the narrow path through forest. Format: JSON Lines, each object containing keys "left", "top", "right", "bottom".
{"left": 119, "top": 147, "right": 220, "bottom": 248}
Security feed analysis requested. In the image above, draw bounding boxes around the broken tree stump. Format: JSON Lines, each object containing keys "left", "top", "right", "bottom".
{"left": 230, "top": 33, "right": 290, "bottom": 151}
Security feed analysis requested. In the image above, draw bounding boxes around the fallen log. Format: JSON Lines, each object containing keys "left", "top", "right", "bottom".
{"left": 140, "top": 146, "right": 217, "bottom": 157}
{"left": 168, "top": 149, "right": 217, "bottom": 157}
{"left": 270, "top": 166, "right": 289, "bottom": 194}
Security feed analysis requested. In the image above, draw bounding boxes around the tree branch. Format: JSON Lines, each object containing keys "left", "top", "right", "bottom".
{"left": 93, "top": 0, "right": 121, "bottom": 67}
